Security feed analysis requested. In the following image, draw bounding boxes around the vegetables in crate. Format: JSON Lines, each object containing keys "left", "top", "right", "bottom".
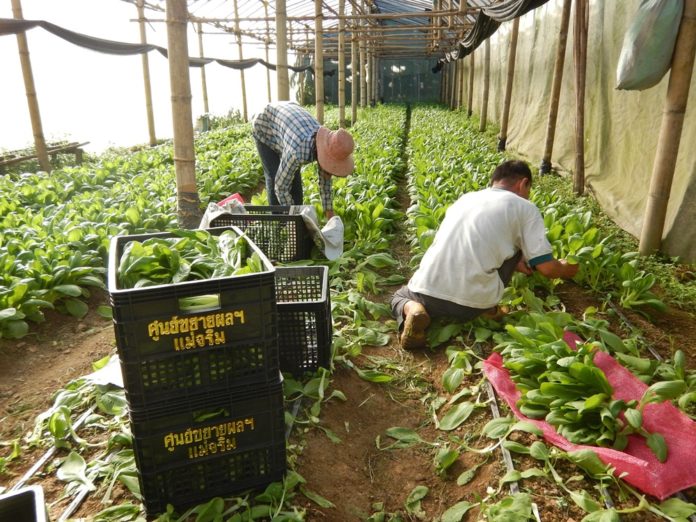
{"left": 117, "top": 229, "right": 266, "bottom": 289}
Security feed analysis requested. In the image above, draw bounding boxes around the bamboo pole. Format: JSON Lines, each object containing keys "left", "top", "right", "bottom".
{"left": 196, "top": 22, "right": 210, "bottom": 115}
{"left": 498, "top": 17, "right": 519, "bottom": 151}
{"left": 359, "top": 17, "right": 367, "bottom": 107}
{"left": 451, "top": 61, "right": 458, "bottom": 109}
{"left": 573, "top": 0, "right": 588, "bottom": 195}
{"left": 372, "top": 53, "right": 379, "bottom": 105}
{"left": 467, "top": 51, "right": 475, "bottom": 117}
{"left": 540, "top": 0, "right": 571, "bottom": 174}
{"left": 338, "top": 0, "right": 346, "bottom": 126}
{"left": 479, "top": 38, "right": 490, "bottom": 131}
{"left": 315, "top": 0, "right": 325, "bottom": 123}
{"left": 165, "top": 0, "right": 200, "bottom": 228}
{"left": 640, "top": 0, "right": 696, "bottom": 256}
{"left": 263, "top": 1, "right": 272, "bottom": 102}
{"left": 137, "top": 0, "right": 157, "bottom": 145}
{"left": 11, "top": 0, "right": 50, "bottom": 172}
{"left": 232, "top": 0, "right": 248, "bottom": 121}
{"left": 276, "top": 0, "right": 290, "bottom": 100}
{"left": 351, "top": 20, "right": 358, "bottom": 123}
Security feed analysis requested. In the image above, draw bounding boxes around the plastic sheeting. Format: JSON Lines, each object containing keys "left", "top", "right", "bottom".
{"left": 483, "top": 332, "right": 696, "bottom": 499}
{"left": 0, "top": 18, "right": 331, "bottom": 76}
{"left": 447, "top": 0, "right": 696, "bottom": 262}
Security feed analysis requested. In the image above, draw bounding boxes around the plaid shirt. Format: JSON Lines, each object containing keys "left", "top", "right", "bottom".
{"left": 251, "top": 102, "right": 333, "bottom": 212}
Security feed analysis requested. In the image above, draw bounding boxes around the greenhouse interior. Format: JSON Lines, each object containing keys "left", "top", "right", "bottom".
{"left": 2, "top": 0, "right": 696, "bottom": 520}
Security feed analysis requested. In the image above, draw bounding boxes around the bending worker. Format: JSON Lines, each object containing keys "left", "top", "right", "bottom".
{"left": 251, "top": 101, "right": 355, "bottom": 219}
{"left": 392, "top": 159, "right": 579, "bottom": 350}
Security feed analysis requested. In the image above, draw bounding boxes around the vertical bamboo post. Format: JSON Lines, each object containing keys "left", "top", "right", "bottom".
{"left": 137, "top": 0, "right": 157, "bottom": 145}
{"left": 479, "top": 38, "right": 490, "bottom": 131}
{"left": 540, "top": 0, "right": 571, "bottom": 174}
{"left": 573, "top": 0, "right": 588, "bottom": 195}
{"left": 276, "top": 0, "right": 290, "bottom": 100}
{"left": 165, "top": 0, "right": 200, "bottom": 228}
{"left": 359, "top": 17, "right": 367, "bottom": 108}
{"left": 640, "top": 0, "right": 696, "bottom": 256}
{"left": 456, "top": 59, "right": 464, "bottom": 109}
{"left": 299, "top": 28, "right": 309, "bottom": 105}
{"left": 11, "top": 0, "right": 50, "bottom": 172}
{"left": 314, "top": 0, "right": 325, "bottom": 123}
{"left": 196, "top": 22, "right": 209, "bottom": 115}
{"left": 451, "top": 62, "right": 458, "bottom": 109}
{"left": 498, "top": 17, "right": 519, "bottom": 151}
{"left": 351, "top": 20, "right": 358, "bottom": 123}
{"left": 467, "top": 51, "right": 475, "bottom": 116}
{"left": 232, "top": 0, "right": 248, "bottom": 121}
{"left": 338, "top": 0, "right": 346, "bottom": 126}
{"left": 263, "top": 1, "right": 272, "bottom": 102}
{"left": 440, "top": 64, "right": 446, "bottom": 104}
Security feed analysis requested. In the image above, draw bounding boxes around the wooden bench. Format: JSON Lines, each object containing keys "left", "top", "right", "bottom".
{"left": 0, "top": 141, "right": 89, "bottom": 173}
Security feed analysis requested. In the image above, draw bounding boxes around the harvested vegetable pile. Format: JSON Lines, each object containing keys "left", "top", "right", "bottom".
{"left": 117, "top": 228, "right": 267, "bottom": 289}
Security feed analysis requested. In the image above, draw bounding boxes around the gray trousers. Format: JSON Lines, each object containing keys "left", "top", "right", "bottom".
{"left": 391, "top": 251, "right": 522, "bottom": 331}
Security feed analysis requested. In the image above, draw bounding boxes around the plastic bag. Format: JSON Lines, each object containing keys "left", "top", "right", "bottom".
{"left": 616, "top": 0, "right": 683, "bottom": 91}
{"left": 483, "top": 332, "right": 696, "bottom": 499}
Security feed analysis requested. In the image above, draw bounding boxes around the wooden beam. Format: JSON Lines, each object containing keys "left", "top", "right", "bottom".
{"left": 276, "top": 0, "right": 290, "bottom": 100}
{"left": 640, "top": 0, "right": 696, "bottom": 256}
{"left": 573, "top": 0, "right": 588, "bottom": 195}
{"left": 137, "top": 0, "right": 157, "bottom": 145}
{"left": 166, "top": 0, "right": 201, "bottom": 228}
{"left": 540, "top": 0, "right": 571, "bottom": 174}
{"left": 315, "top": 0, "right": 325, "bottom": 123}
{"left": 498, "top": 17, "right": 519, "bottom": 151}
{"left": 11, "top": 0, "right": 50, "bottom": 172}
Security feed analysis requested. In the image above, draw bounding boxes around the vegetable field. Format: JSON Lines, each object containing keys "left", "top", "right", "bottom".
{"left": 2, "top": 104, "right": 696, "bottom": 522}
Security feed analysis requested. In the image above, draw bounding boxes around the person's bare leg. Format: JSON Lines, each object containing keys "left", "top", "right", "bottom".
{"left": 400, "top": 300, "right": 431, "bottom": 350}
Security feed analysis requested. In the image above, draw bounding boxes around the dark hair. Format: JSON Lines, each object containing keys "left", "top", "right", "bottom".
{"left": 491, "top": 160, "right": 532, "bottom": 185}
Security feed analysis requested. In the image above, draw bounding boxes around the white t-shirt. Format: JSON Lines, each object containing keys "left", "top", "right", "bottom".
{"left": 408, "top": 187, "right": 553, "bottom": 309}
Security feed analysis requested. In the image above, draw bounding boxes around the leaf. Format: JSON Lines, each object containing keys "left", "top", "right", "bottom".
{"left": 384, "top": 427, "right": 426, "bottom": 446}
{"left": 645, "top": 380, "right": 687, "bottom": 402}
{"left": 435, "top": 448, "right": 459, "bottom": 473}
{"left": 567, "top": 450, "right": 611, "bottom": 478}
{"left": 405, "top": 485, "right": 428, "bottom": 515}
{"left": 529, "top": 441, "right": 549, "bottom": 461}
{"left": 438, "top": 402, "right": 475, "bottom": 431}
{"left": 658, "top": 497, "right": 696, "bottom": 518}
{"left": 64, "top": 298, "right": 89, "bottom": 318}
{"left": 440, "top": 500, "right": 472, "bottom": 522}
{"left": 354, "top": 367, "right": 393, "bottom": 383}
{"left": 442, "top": 368, "right": 465, "bottom": 393}
{"left": 482, "top": 417, "right": 514, "bottom": 439}
{"left": 624, "top": 408, "right": 642, "bottom": 429}
{"left": 456, "top": 467, "right": 478, "bottom": 486}
{"left": 569, "top": 489, "right": 601, "bottom": 513}
{"left": 486, "top": 493, "right": 532, "bottom": 521}
{"left": 581, "top": 509, "right": 621, "bottom": 522}
{"left": 300, "top": 486, "right": 335, "bottom": 508}
{"left": 57, "top": 451, "right": 95, "bottom": 490}
{"left": 646, "top": 432, "right": 668, "bottom": 463}
{"left": 52, "top": 284, "right": 83, "bottom": 297}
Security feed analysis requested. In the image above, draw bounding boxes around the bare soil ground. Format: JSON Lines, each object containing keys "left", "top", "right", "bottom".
{"left": 1, "top": 274, "right": 695, "bottom": 521}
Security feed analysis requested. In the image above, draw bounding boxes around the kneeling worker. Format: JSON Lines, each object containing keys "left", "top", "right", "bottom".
{"left": 392, "top": 159, "right": 579, "bottom": 349}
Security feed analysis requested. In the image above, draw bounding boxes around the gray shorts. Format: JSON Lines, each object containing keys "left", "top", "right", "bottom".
{"left": 391, "top": 251, "right": 522, "bottom": 331}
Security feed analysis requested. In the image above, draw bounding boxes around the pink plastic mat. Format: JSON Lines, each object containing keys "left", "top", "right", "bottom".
{"left": 483, "top": 332, "right": 696, "bottom": 499}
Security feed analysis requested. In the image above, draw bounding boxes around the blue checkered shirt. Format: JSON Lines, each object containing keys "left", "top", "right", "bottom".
{"left": 251, "top": 102, "right": 333, "bottom": 212}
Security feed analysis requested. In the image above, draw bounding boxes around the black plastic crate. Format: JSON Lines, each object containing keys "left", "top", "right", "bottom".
{"left": 208, "top": 205, "right": 314, "bottom": 262}
{"left": 275, "top": 266, "right": 332, "bottom": 377}
{"left": 131, "top": 381, "right": 286, "bottom": 516}
{"left": 0, "top": 486, "right": 48, "bottom": 522}
{"left": 119, "top": 337, "right": 280, "bottom": 409}
{"left": 107, "top": 227, "right": 279, "bottom": 409}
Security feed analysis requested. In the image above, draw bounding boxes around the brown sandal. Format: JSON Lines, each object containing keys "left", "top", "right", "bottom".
{"left": 400, "top": 302, "right": 431, "bottom": 350}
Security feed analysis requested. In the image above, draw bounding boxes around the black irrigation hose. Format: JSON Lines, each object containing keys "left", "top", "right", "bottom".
{"left": 10, "top": 406, "right": 96, "bottom": 492}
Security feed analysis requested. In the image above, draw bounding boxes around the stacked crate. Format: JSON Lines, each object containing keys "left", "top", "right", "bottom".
{"left": 209, "top": 205, "right": 315, "bottom": 263}
{"left": 274, "top": 266, "right": 332, "bottom": 377}
{"left": 209, "top": 207, "right": 333, "bottom": 377}
{"left": 107, "top": 227, "right": 286, "bottom": 516}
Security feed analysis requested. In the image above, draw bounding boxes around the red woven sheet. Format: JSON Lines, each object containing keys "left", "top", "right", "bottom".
{"left": 483, "top": 332, "right": 696, "bottom": 499}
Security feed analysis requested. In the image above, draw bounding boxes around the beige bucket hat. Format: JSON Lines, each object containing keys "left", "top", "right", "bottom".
{"left": 316, "top": 127, "right": 355, "bottom": 177}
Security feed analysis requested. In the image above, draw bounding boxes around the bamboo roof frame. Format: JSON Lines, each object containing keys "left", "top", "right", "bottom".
{"left": 122, "top": 0, "right": 479, "bottom": 59}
